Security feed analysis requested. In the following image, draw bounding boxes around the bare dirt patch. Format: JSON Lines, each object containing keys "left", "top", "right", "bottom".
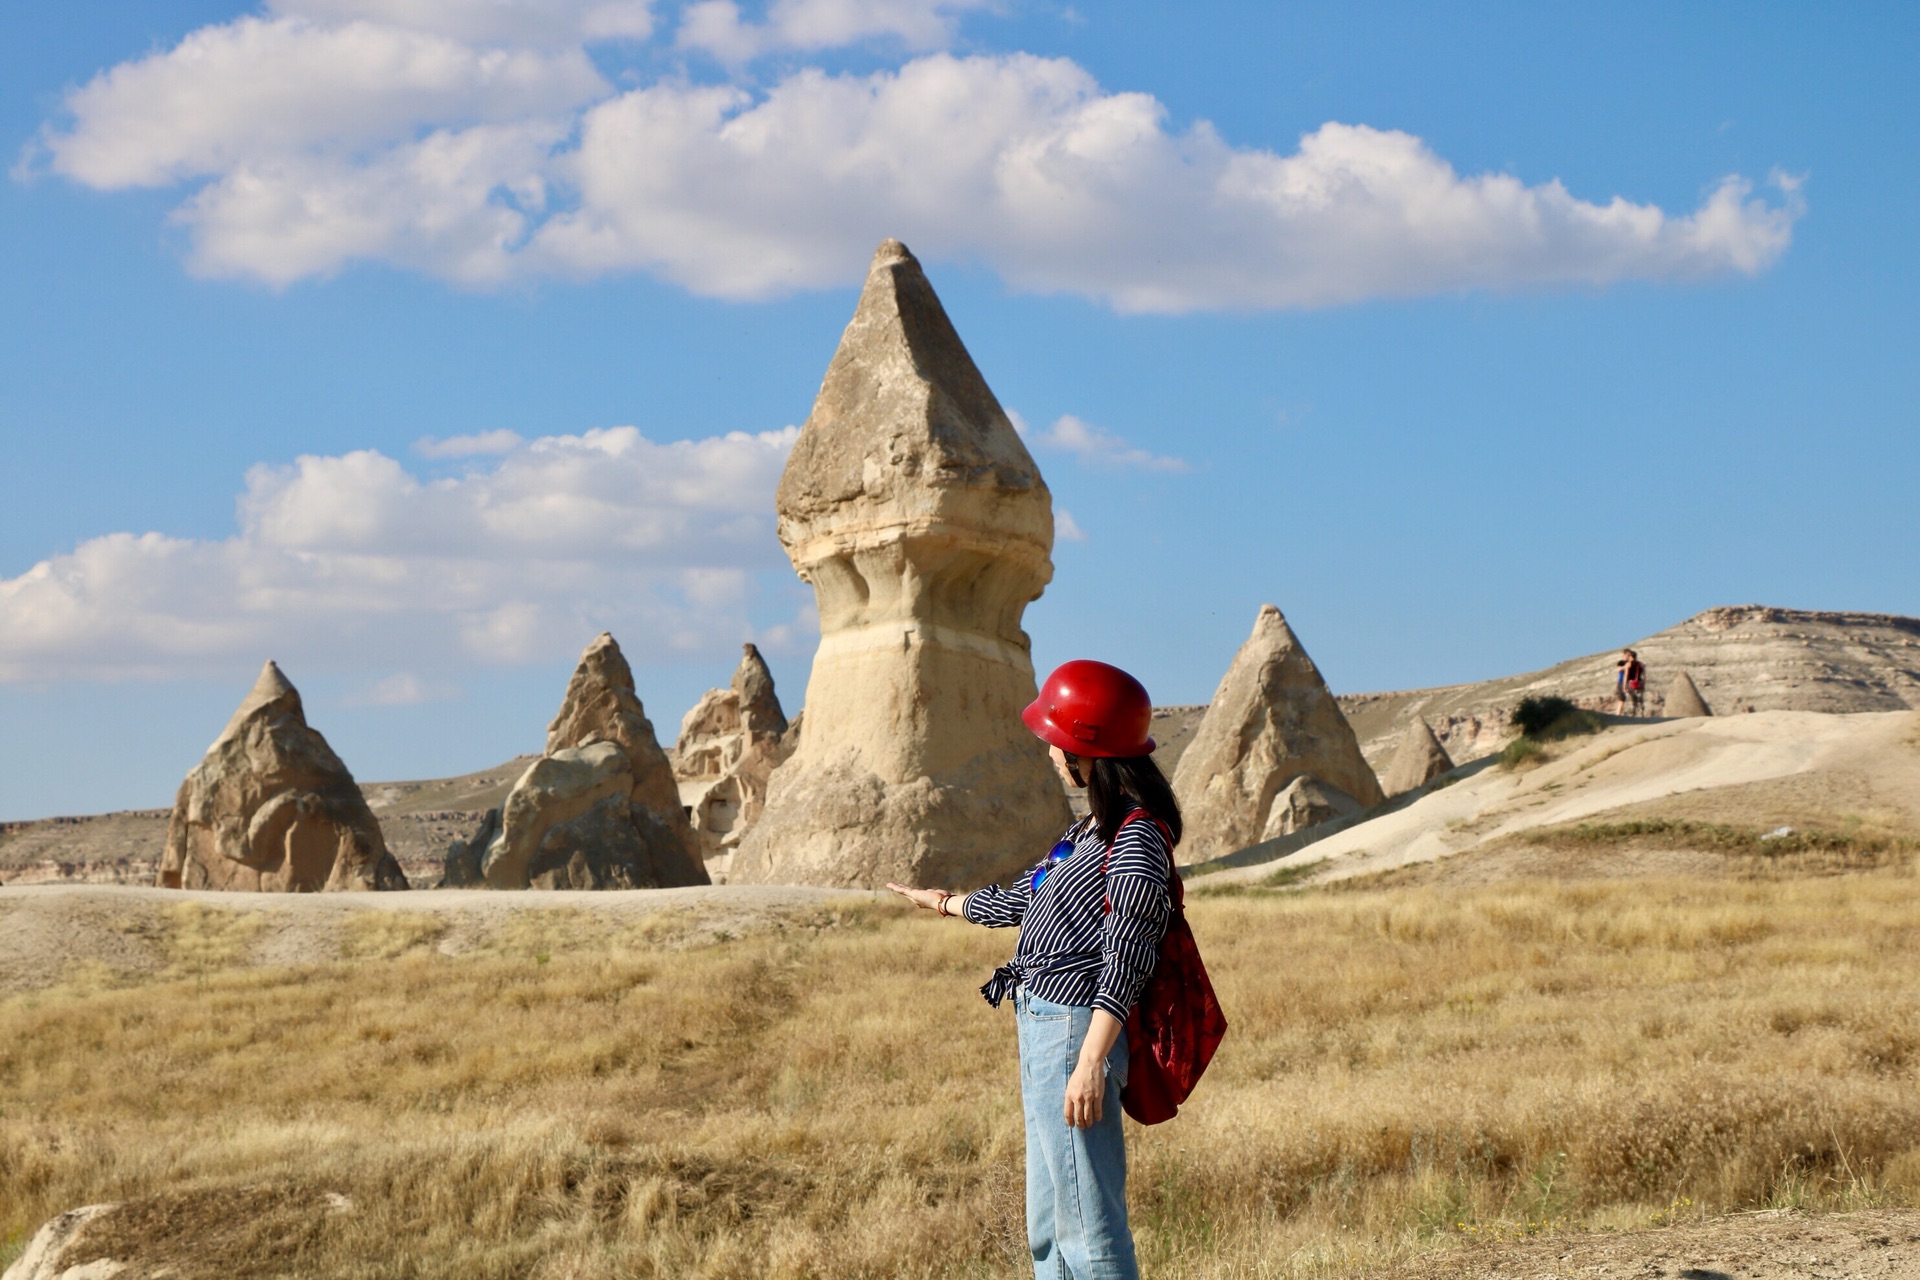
{"left": 1389, "top": 1208, "right": 1920, "bottom": 1279}
{"left": 55, "top": 1183, "right": 350, "bottom": 1279}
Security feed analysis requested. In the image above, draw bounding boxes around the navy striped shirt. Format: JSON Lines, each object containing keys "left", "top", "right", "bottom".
{"left": 963, "top": 812, "right": 1173, "bottom": 1021}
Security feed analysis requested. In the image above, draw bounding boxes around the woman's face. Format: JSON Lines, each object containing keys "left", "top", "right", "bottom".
{"left": 1049, "top": 744, "right": 1084, "bottom": 788}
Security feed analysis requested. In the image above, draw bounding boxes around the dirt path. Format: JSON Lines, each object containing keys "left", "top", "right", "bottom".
{"left": 1392, "top": 1208, "right": 1920, "bottom": 1279}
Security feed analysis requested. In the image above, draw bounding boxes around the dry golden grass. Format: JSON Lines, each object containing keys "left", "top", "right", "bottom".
{"left": 1511, "top": 817, "right": 1920, "bottom": 876}
{"left": 4, "top": 871, "right": 1919, "bottom": 1279}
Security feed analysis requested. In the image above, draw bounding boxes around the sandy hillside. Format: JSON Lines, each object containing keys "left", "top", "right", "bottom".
{"left": 1339, "top": 605, "right": 1920, "bottom": 770}
{"left": 0, "top": 809, "right": 168, "bottom": 884}
{"left": 1200, "top": 708, "right": 1920, "bottom": 887}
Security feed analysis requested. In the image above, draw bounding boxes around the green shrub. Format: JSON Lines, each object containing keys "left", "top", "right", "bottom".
{"left": 1513, "top": 696, "right": 1575, "bottom": 736}
{"left": 1521, "top": 819, "right": 1918, "bottom": 859}
{"left": 1512, "top": 696, "right": 1604, "bottom": 742}
{"left": 1258, "top": 860, "right": 1322, "bottom": 889}
{"left": 1500, "top": 737, "right": 1546, "bottom": 771}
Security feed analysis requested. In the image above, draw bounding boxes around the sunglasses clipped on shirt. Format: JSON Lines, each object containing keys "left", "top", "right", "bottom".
{"left": 1029, "top": 835, "right": 1078, "bottom": 893}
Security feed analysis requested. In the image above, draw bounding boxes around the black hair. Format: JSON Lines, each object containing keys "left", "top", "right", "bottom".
{"left": 1083, "top": 753, "right": 1183, "bottom": 848}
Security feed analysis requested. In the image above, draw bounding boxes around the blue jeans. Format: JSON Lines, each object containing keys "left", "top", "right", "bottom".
{"left": 1016, "top": 991, "right": 1139, "bottom": 1280}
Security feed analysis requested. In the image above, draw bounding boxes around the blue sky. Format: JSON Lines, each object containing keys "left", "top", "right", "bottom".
{"left": 2, "top": 1, "right": 1915, "bottom": 819}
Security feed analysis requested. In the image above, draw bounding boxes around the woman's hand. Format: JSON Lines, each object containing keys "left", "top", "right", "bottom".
{"left": 1064, "top": 1057, "right": 1105, "bottom": 1128}
{"left": 886, "top": 883, "right": 954, "bottom": 914}
{"left": 1064, "top": 1009, "right": 1124, "bottom": 1128}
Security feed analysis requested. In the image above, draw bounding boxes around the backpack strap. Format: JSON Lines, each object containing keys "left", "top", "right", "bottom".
{"left": 1102, "top": 807, "right": 1179, "bottom": 914}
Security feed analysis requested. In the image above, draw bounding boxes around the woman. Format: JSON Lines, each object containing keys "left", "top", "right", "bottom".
{"left": 888, "top": 659, "right": 1180, "bottom": 1280}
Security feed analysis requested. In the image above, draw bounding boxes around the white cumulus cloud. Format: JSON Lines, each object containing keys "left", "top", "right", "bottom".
{"left": 678, "top": 0, "right": 991, "bottom": 63}
{"left": 0, "top": 426, "right": 801, "bottom": 682}
{"left": 1031, "top": 414, "right": 1189, "bottom": 473}
{"left": 346, "top": 671, "right": 461, "bottom": 705}
{"left": 414, "top": 428, "right": 524, "bottom": 457}
{"left": 28, "top": 10, "right": 1802, "bottom": 308}
{"left": 268, "top": 0, "right": 655, "bottom": 47}
{"left": 41, "top": 16, "right": 605, "bottom": 190}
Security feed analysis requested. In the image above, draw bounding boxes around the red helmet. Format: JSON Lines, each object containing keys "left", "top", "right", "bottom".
{"left": 1023, "top": 660, "right": 1156, "bottom": 758}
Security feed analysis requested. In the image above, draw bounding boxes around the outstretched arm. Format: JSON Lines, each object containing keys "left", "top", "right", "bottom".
{"left": 885, "top": 884, "right": 971, "bottom": 918}
{"left": 890, "top": 875, "right": 1031, "bottom": 927}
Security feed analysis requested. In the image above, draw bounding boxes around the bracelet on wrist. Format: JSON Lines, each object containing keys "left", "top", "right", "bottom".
{"left": 936, "top": 891, "right": 953, "bottom": 917}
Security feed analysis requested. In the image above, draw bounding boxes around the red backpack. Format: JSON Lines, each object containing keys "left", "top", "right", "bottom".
{"left": 1105, "top": 810, "right": 1228, "bottom": 1125}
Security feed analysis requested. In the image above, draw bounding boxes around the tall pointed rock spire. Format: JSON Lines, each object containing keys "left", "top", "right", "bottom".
{"left": 1174, "top": 604, "right": 1385, "bottom": 862}
{"left": 458, "top": 631, "right": 707, "bottom": 891}
{"left": 672, "top": 643, "right": 796, "bottom": 879}
{"left": 544, "top": 631, "right": 686, "bottom": 822}
{"left": 212, "top": 658, "right": 300, "bottom": 749}
{"left": 774, "top": 238, "right": 1048, "bottom": 529}
{"left": 735, "top": 239, "right": 1070, "bottom": 888}
{"left": 160, "top": 660, "right": 406, "bottom": 892}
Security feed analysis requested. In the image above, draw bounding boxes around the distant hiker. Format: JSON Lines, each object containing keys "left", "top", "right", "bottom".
{"left": 889, "top": 659, "right": 1223, "bottom": 1280}
{"left": 1616, "top": 649, "right": 1647, "bottom": 716}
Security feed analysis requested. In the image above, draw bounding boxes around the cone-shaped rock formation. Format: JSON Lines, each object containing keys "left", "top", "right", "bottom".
{"left": 456, "top": 633, "right": 708, "bottom": 890}
{"left": 544, "top": 632, "right": 688, "bottom": 821}
{"left": 158, "top": 661, "right": 407, "bottom": 891}
{"left": 731, "top": 239, "right": 1070, "bottom": 888}
{"left": 674, "top": 643, "right": 795, "bottom": 879}
{"left": 1382, "top": 716, "right": 1456, "bottom": 795}
{"left": 731, "top": 642, "right": 789, "bottom": 739}
{"left": 1664, "top": 669, "right": 1714, "bottom": 717}
{"left": 1173, "top": 605, "right": 1385, "bottom": 863}
{"left": 1259, "top": 775, "right": 1362, "bottom": 841}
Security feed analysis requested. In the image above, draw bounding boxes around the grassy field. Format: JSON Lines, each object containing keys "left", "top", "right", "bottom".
{"left": 4, "top": 866, "right": 1919, "bottom": 1279}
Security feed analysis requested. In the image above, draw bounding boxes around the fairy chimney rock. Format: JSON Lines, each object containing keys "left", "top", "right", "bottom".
{"left": 1664, "top": 669, "right": 1714, "bottom": 718}
{"left": 158, "top": 660, "right": 407, "bottom": 892}
{"left": 543, "top": 631, "right": 686, "bottom": 819}
{"left": 731, "top": 239, "right": 1070, "bottom": 888}
{"left": 1259, "top": 775, "right": 1362, "bottom": 842}
{"left": 731, "top": 642, "right": 789, "bottom": 739}
{"left": 1172, "top": 605, "right": 1385, "bottom": 863}
{"left": 674, "top": 643, "right": 795, "bottom": 879}
{"left": 473, "top": 633, "right": 708, "bottom": 890}
{"left": 1382, "top": 716, "right": 1456, "bottom": 796}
